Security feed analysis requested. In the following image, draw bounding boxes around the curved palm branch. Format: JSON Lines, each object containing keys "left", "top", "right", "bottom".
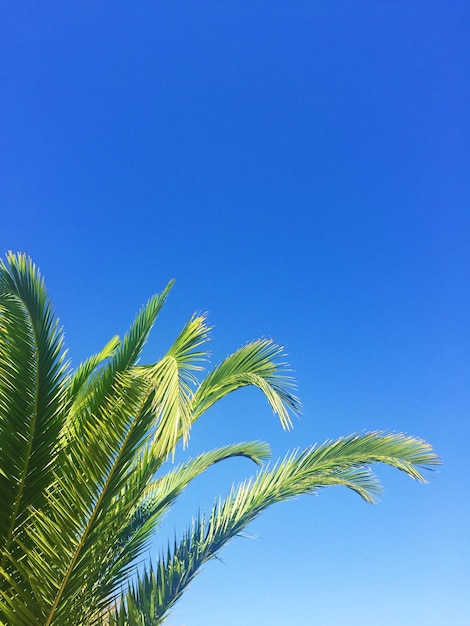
{"left": 109, "top": 432, "right": 439, "bottom": 625}
{"left": 191, "top": 339, "right": 301, "bottom": 429}
{"left": 85, "top": 441, "right": 272, "bottom": 610}
{"left": 0, "top": 253, "right": 440, "bottom": 626}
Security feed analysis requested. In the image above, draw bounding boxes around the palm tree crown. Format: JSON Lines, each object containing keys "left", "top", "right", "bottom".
{"left": 0, "top": 252, "right": 439, "bottom": 625}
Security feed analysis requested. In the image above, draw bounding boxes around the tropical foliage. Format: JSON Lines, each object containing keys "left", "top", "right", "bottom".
{"left": 0, "top": 252, "right": 439, "bottom": 625}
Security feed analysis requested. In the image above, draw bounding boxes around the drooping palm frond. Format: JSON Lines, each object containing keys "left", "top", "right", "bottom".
{"left": 139, "top": 314, "right": 211, "bottom": 458}
{"left": 84, "top": 441, "right": 272, "bottom": 614}
{"left": 0, "top": 265, "right": 287, "bottom": 624}
{"left": 111, "top": 432, "right": 439, "bottom": 626}
{"left": 191, "top": 339, "right": 301, "bottom": 430}
{"left": 0, "top": 253, "right": 440, "bottom": 626}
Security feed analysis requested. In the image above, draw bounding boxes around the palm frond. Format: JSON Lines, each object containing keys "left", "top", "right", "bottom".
{"left": 63, "top": 282, "right": 173, "bottom": 443}
{"left": 67, "top": 335, "right": 120, "bottom": 401}
{"left": 27, "top": 284, "right": 177, "bottom": 622}
{"left": 0, "top": 253, "right": 68, "bottom": 573}
{"left": 77, "top": 442, "right": 271, "bottom": 620}
{"left": 113, "top": 432, "right": 439, "bottom": 624}
{"left": 139, "top": 314, "right": 211, "bottom": 458}
{"left": 114, "top": 281, "right": 174, "bottom": 372}
{"left": 35, "top": 313, "right": 206, "bottom": 623}
{"left": 191, "top": 339, "right": 300, "bottom": 430}
{"left": 0, "top": 254, "right": 440, "bottom": 626}
{"left": 37, "top": 374, "right": 153, "bottom": 625}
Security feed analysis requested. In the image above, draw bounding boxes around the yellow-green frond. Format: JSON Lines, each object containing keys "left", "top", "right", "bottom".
{"left": 192, "top": 339, "right": 300, "bottom": 429}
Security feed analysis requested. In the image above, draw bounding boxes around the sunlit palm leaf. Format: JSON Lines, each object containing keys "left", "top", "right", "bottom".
{"left": 81, "top": 442, "right": 271, "bottom": 620}
{"left": 191, "top": 340, "right": 300, "bottom": 430}
{"left": 140, "top": 314, "right": 211, "bottom": 458}
{"left": 113, "top": 432, "right": 439, "bottom": 625}
{"left": 63, "top": 282, "right": 173, "bottom": 443}
{"left": 0, "top": 254, "right": 439, "bottom": 626}
{"left": 67, "top": 335, "right": 120, "bottom": 401}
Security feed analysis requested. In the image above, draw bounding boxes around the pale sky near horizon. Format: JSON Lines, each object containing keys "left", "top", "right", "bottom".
{"left": 1, "top": 2, "right": 469, "bottom": 625}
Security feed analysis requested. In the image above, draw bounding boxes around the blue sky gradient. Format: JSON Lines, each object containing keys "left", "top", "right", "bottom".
{"left": 1, "top": 2, "right": 469, "bottom": 624}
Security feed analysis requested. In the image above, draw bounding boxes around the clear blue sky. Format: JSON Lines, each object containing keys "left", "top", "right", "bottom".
{"left": 1, "top": 2, "right": 469, "bottom": 624}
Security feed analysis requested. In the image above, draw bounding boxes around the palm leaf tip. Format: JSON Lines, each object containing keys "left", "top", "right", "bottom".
{"left": 374, "top": 432, "right": 441, "bottom": 483}
{"left": 192, "top": 338, "right": 301, "bottom": 431}
{"left": 304, "top": 431, "right": 441, "bottom": 489}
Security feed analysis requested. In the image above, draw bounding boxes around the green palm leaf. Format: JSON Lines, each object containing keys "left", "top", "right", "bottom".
{"left": 83, "top": 441, "right": 271, "bottom": 617}
{"left": 0, "top": 254, "right": 440, "bottom": 626}
{"left": 0, "top": 253, "right": 68, "bottom": 540}
{"left": 0, "top": 253, "right": 68, "bottom": 622}
{"left": 139, "top": 313, "right": 211, "bottom": 458}
{"left": 113, "top": 432, "right": 439, "bottom": 625}
{"left": 191, "top": 339, "right": 300, "bottom": 430}
{"left": 67, "top": 335, "right": 120, "bottom": 401}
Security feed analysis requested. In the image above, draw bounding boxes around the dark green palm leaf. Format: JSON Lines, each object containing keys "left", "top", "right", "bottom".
{"left": 0, "top": 253, "right": 68, "bottom": 622}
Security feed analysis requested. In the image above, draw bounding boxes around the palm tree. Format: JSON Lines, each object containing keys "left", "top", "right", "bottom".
{"left": 0, "top": 252, "right": 439, "bottom": 626}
